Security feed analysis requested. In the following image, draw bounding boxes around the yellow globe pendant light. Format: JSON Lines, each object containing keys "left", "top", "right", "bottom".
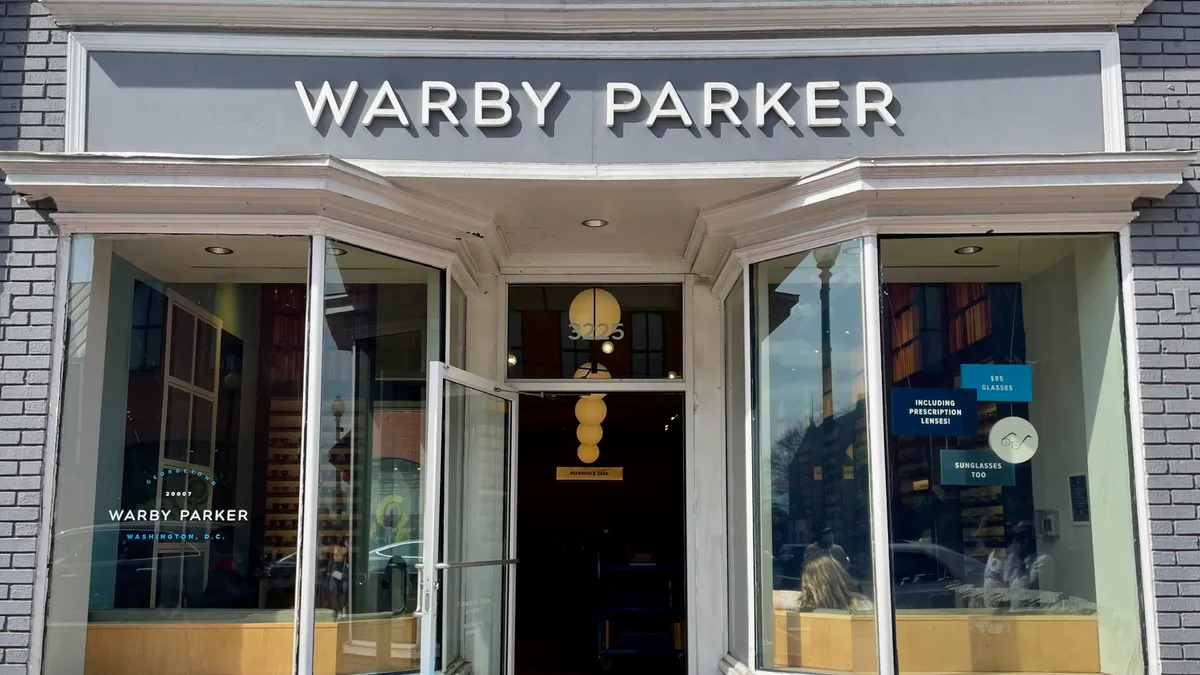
{"left": 576, "top": 424, "right": 603, "bottom": 445}
{"left": 569, "top": 288, "right": 621, "bottom": 339}
{"left": 577, "top": 443, "right": 600, "bottom": 464}
{"left": 575, "top": 396, "right": 607, "bottom": 426}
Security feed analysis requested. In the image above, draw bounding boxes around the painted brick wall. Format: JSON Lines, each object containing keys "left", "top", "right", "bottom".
{"left": 0, "top": 1, "right": 63, "bottom": 673}
{"left": 1124, "top": 1, "right": 1200, "bottom": 672}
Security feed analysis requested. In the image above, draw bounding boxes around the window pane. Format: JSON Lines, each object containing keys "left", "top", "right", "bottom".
{"left": 752, "top": 240, "right": 877, "bottom": 672}
{"left": 450, "top": 277, "right": 468, "bottom": 369}
{"left": 881, "top": 234, "right": 1144, "bottom": 675}
{"left": 194, "top": 318, "right": 218, "bottom": 392}
{"left": 163, "top": 386, "right": 191, "bottom": 463}
{"left": 507, "top": 285, "right": 682, "bottom": 379}
{"left": 318, "top": 240, "right": 443, "bottom": 675}
{"left": 169, "top": 306, "right": 195, "bottom": 383}
{"left": 48, "top": 234, "right": 308, "bottom": 675}
{"left": 725, "top": 275, "right": 749, "bottom": 663}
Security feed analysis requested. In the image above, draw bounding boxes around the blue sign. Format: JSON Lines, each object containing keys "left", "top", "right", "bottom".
{"left": 961, "top": 364, "right": 1033, "bottom": 402}
{"left": 940, "top": 449, "right": 1016, "bottom": 487}
{"left": 890, "top": 388, "right": 978, "bottom": 436}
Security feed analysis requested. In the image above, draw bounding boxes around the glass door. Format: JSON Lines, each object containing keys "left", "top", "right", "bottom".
{"left": 419, "top": 363, "right": 519, "bottom": 675}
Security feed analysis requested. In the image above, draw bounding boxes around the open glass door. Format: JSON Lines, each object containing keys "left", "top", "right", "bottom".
{"left": 419, "top": 363, "right": 519, "bottom": 675}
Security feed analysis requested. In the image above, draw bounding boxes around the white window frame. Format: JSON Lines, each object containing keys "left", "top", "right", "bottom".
{"left": 715, "top": 218, "right": 1160, "bottom": 675}
{"left": 35, "top": 225, "right": 463, "bottom": 675}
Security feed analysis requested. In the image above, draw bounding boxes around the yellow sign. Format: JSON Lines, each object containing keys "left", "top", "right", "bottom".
{"left": 557, "top": 467, "right": 623, "bottom": 481}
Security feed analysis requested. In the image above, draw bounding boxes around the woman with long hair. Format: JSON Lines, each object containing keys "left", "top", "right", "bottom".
{"left": 797, "top": 555, "right": 873, "bottom": 612}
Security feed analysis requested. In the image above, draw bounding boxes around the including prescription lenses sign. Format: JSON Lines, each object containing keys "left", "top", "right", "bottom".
{"left": 961, "top": 364, "right": 1033, "bottom": 402}
{"left": 890, "top": 387, "right": 978, "bottom": 436}
{"left": 940, "top": 449, "right": 1016, "bottom": 487}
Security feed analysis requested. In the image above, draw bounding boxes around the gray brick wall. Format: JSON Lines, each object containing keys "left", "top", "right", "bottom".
{"left": 0, "top": 2, "right": 63, "bottom": 673}
{"left": 0, "top": 0, "right": 1192, "bottom": 674}
{"left": 1124, "top": 1, "right": 1200, "bottom": 672}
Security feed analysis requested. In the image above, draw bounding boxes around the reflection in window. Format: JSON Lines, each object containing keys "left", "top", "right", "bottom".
{"left": 507, "top": 285, "right": 683, "bottom": 379}
{"left": 752, "top": 241, "right": 877, "bottom": 673}
{"left": 882, "top": 235, "right": 1144, "bottom": 675}
{"left": 47, "top": 234, "right": 308, "bottom": 675}
{"left": 630, "top": 312, "right": 666, "bottom": 377}
{"left": 317, "top": 240, "right": 442, "bottom": 675}
{"left": 724, "top": 275, "right": 749, "bottom": 663}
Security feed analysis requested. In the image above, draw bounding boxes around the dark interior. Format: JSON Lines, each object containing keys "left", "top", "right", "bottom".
{"left": 515, "top": 393, "right": 687, "bottom": 675}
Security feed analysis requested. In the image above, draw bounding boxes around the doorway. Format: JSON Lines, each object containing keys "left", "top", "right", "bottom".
{"left": 514, "top": 392, "right": 687, "bottom": 675}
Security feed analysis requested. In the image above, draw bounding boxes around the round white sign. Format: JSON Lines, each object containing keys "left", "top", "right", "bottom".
{"left": 988, "top": 416, "right": 1039, "bottom": 464}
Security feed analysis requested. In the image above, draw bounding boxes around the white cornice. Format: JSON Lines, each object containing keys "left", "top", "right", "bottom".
{"left": 692, "top": 150, "right": 1196, "bottom": 278}
{"left": 0, "top": 152, "right": 501, "bottom": 272}
{"left": 43, "top": 0, "right": 1154, "bottom": 33}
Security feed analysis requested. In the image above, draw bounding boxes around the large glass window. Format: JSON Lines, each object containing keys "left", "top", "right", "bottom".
{"left": 881, "top": 235, "right": 1144, "bottom": 675}
{"left": 725, "top": 274, "right": 749, "bottom": 663}
{"left": 316, "top": 240, "right": 443, "bottom": 675}
{"left": 751, "top": 241, "right": 877, "bottom": 673}
{"left": 507, "top": 285, "right": 683, "bottom": 380}
{"left": 47, "top": 234, "right": 309, "bottom": 675}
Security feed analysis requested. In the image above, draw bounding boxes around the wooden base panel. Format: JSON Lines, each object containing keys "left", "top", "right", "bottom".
{"left": 771, "top": 610, "right": 1100, "bottom": 674}
{"left": 83, "top": 616, "right": 419, "bottom": 675}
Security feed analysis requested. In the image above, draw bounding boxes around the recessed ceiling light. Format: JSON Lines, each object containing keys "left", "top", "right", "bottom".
{"left": 205, "top": 246, "right": 234, "bottom": 255}
{"left": 581, "top": 218, "right": 609, "bottom": 228}
{"left": 328, "top": 247, "right": 348, "bottom": 256}
{"left": 955, "top": 245, "right": 984, "bottom": 255}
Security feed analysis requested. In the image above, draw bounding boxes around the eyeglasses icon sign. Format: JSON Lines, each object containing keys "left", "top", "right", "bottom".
{"left": 1001, "top": 433, "right": 1033, "bottom": 450}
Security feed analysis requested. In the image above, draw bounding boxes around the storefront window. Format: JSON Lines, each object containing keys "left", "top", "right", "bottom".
{"left": 881, "top": 235, "right": 1144, "bottom": 675}
{"left": 316, "top": 240, "right": 443, "bottom": 674}
{"left": 46, "top": 234, "right": 310, "bottom": 675}
{"left": 725, "top": 274, "right": 749, "bottom": 663}
{"left": 751, "top": 241, "right": 877, "bottom": 673}
{"left": 506, "top": 285, "right": 683, "bottom": 380}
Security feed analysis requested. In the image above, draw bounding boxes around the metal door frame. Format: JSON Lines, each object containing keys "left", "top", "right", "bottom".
{"left": 419, "top": 361, "right": 520, "bottom": 675}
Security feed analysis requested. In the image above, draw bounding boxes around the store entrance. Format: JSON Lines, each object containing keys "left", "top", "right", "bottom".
{"left": 514, "top": 393, "right": 687, "bottom": 675}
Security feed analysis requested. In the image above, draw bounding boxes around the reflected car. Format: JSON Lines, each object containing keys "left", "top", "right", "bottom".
{"left": 49, "top": 522, "right": 206, "bottom": 609}
{"left": 266, "top": 540, "right": 421, "bottom": 578}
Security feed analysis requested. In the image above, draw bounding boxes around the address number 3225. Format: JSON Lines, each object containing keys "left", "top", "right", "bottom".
{"left": 568, "top": 322, "right": 624, "bottom": 340}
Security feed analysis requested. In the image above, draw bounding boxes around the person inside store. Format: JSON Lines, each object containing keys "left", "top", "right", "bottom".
{"left": 796, "top": 555, "right": 874, "bottom": 612}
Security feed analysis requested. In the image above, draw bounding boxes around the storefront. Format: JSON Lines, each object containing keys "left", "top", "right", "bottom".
{"left": 0, "top": 5, "right": 1193, "bottom": 675}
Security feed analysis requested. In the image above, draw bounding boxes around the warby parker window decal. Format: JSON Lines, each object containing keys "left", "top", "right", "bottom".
{"left": 107, "top": 468, "right": 249, "bottom": 536}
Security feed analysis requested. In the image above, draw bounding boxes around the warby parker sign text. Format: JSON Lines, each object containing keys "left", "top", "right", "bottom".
{"left": 295, "top": 79, "right": 898, "bottom": 131}
{"left": 108, "top": 509, "right": 249, "bottom": 522}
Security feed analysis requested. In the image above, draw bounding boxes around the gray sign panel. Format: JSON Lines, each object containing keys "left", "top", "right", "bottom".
{"left": 86, "top": 51, "right": 1104, "bottom": 162}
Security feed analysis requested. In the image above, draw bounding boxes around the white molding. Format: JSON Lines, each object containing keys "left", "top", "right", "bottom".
{"left": 861, "top": 233, "right": 898, "bottom": 675}
{"left": 70, "top": 29, "right": 1121, "bottom": 59}
{"left": 692, "top": 151, "right": 1197, "bottom": 278}
{"left": 45, "top": 1, "right": 1155, "bottom": 33}
{"left": 501, "top": 253, "right": 692, "bottom": 276}
{"left": 28, "top": 237, "right": 71, "bottom": 675}
{"left": 0, "top": 153, "right": 501, "bottom": 273}
{"left": 1101, "top": 32, "right": 1128, "bottom": 153}
{"left": 64, "top": 34, "right": 86, "bottom": 154}
{"left": 1121, "top": 226, "right": 1163, "bottom": 675}
{"left": 358, "top": 160, "right": 831, "bottom": 182}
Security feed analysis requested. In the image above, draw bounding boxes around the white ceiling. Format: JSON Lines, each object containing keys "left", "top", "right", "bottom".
{"left": 112, "top": 235, "right": 434, "bottom": 284}
{"left": 879, "top": 236, "right": 1101, "bottom": 283}
{"left": 397, "top": 177, "right": 784, "bottom": 257}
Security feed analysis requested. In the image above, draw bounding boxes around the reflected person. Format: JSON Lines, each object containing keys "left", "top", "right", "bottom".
{"left": 804, "top": 525, "right": 851, "bottom": 571}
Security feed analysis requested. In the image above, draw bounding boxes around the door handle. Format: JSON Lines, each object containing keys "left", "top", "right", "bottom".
{"left": 413, "top": 563, "right": 430, "bottom": 617}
